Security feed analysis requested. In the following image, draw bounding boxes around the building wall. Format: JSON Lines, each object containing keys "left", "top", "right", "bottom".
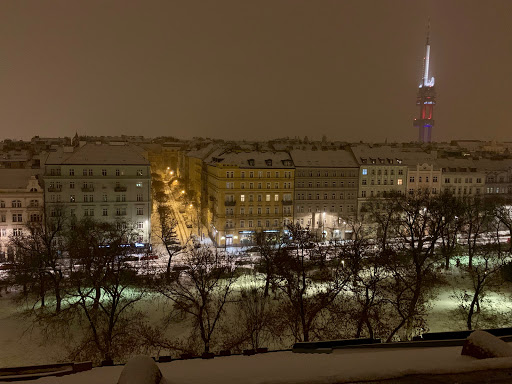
{"left": 207, "top": 164, "right": 294, "bottom": 246}
{"left": 357, "top": 163, "right": 408, "bottom": 215}
{"left": 44, "top": 163, "right": 151, "bottom": 244}
{"left": 0, "top": 175, "right": 43, "bottom": 261}
{"left": 407, "top": 163, "right": 442, "bottom": 195}
{"left": 294, "top": 166, "right": 359, "bottom": 240}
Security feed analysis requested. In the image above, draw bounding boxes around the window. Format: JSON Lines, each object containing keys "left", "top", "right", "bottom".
{"left": 0, "top": 228, "right": 5, "bottom": 237}
{"left": 248, "top": 220, "right": 253, "bottom": 228}
{"left": 249, "top": 172, "right": 254, "bottom": 178}
{"left": 433, "top": 176, "right": 438, "bottom": 183}
{"left": 137, "top": 207, "right": 143, "bottom": 215}
{"left": 116, "top": 207, "right": 126, "bottom": 216}
{"left": 70, "top": 181, "right": 75, "bottom": 189}
{"left": 137, "top": 222, "right": 144, "bottom": 229}
{"left": 274, "top": 194, "right": 279, "bottom": 201}
{"left": 137, "top": 169, "right": 143, "bottom": 176}
{"left": 257, "top": 195, "right": 262, "bottom": 202}
{"left": 13, "top": 228, "right": 22, "bottom": 236}
{"left": 12, "top": 214, "right": 23, "bottom": 222}
{"left": 102, "top": 169, "right": 107, "bottom": 176}
{"left": 83, "top": 169, "right": 88, "bottom": 176}
{"left": 0, "top": 201, "right": 4, "bottom": 208}
{"left": 137, "top": 193, "right": 143, "bottom": 201}
{"left": 88, "top": 169, "right": 93, "bottom": 176}
{"left": 226, "top": 182, "right": 234, "bottom": 189}
{"left": 361, "top": 191, "right": 366, "bottom": 197}
{"left": 266, "top": 194, "right": 270, "bottom": 202}
{"left": 11, "top": 200, "right": 21, "bottom": 208}
{"left": 409, "top": 176, "right": 415, "bottom": 182}
{"left": 69, "top": 169, "right": 75, "bottom": 176}
{"left": 258, "top": 183, "right": 262, "bottom": 189}
{"left": 240, "top": 220, "right": 245, "bottom": 228}
{"left": 241, "top": 182, "right": 245, "bottom": 189}
{"left": 29, "top": 200, "right": 39, "bottom": 207}
{"left": 241, "top": 172, "right": 245, "bottom": 178}
{"left": 240, "top": 194, "right": 245, "bottom": 202}
{"left": 103, "top": 208, "right": 108, "bottom": 216}
{"left": 0, "top": 214, "right": 5, "bottom": 223}
{"left": 362, "top": 179, "right": 367, "bottom": 185}
{"left": 397, "top": 179, "right": 403, "bottom": 185}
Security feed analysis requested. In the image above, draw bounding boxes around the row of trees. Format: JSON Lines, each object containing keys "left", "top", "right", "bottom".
{"left": 2, "top": 191, "right": 512, "bottom": 364}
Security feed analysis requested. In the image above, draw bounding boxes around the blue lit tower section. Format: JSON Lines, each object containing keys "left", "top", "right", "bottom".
{"left": 413, "top": 24, "right": 436, "bottom": 143}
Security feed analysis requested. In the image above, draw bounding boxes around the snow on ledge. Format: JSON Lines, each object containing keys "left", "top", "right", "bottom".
{"left": 12, "top": 347, "right": 512, "bottom": 384}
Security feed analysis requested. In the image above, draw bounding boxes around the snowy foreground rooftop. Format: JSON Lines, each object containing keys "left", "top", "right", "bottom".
{"left": 15, "top": 346, "right": 512, "bottom": 384}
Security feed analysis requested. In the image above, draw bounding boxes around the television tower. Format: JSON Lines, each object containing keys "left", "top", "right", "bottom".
{"left": 413, "top": 21, "right": 436, "bottom": 143}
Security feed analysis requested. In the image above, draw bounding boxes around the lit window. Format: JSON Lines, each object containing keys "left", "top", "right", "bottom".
{"left": 397, "top": 179, "right": 403, "bottom": 185}
{"left": 362, "top": 169, "right": 367, "bottom": 175}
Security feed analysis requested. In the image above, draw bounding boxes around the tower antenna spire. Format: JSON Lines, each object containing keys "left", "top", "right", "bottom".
{"left": 426, "top": 17, "right": 430, "bottom": 45}
{"left": 413, "top": 18, "right": 436, "bottom": 143}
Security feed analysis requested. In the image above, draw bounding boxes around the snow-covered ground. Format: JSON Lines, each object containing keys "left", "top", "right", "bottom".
{"left": 12, "top": 347, "right": 512, "bottom": 384}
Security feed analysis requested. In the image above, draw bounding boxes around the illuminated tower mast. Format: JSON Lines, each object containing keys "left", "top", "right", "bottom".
{"left": 413, "top": 21, "right": 436, "bottom": 143}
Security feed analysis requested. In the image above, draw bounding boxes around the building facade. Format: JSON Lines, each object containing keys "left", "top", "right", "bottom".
{"left": 0, "top": 169, "right": 43, "bottom": 261}
{"left": 43, "top": 143, "right": 152, "bottom": 245}
{"left": 290, "top": 149, "right": 359, "bottom": 240}
{"left": 206, "top": 151, "right": 294, "bottom": 246}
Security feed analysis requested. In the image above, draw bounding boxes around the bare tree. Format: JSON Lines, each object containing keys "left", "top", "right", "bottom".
{"left": 157, "top": 247, "right": 236, "bottom": 354}
{"left": 383, "top": 190, "right": 446, "bottom": 341}
{"left": 340, "top": 222, "right": 388, "bottom": 339}
{"left": 65, "top": 218, "right": 147, "bottom": 363}
{"left": 253, "top": 230, "right": 285, "bottom": 298}
{"left": 154, "top": 204, "right": 182, "bottom": 281}
{"left": 10, "top": 205, "right": 67, "bottom": 311}
{"left": 273, "top": 223, "right": 350, "bottom": 342}
{"left": 461, "top": 196, "right": 494, "bottom": 269}
{"left": 437, "top": 192, "right": 465, "bottom": 269}
{"left": 454, "top": 234, "right": 507, "bottom": 330}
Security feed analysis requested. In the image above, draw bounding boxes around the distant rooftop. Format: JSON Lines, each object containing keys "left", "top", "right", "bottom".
{"left": 45, "top": 143, "right": 149, "bottom": 166}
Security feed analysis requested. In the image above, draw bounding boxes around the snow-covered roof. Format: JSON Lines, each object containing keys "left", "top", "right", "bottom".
{"left": 206, "top": 151, "right": 293, "bottom": 168}
{"left": 45, "top": 143, "right": 149, "bottom": 166}
{"left": 350, "top": 145, "right": 434, "bottom": 166}
{"left": 0, "top": 169, "right": 41, "bottom": 190}
{"left": 289, "top": 149, "right": 358, "bottom": 168}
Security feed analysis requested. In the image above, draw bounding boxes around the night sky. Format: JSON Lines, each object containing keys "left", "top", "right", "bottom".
{"left": 1, "top": 1, "right": 511, "bottom": 142}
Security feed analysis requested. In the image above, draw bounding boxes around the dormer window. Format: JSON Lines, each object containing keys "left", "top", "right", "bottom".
{"left": 248, "top": 159, "right": 255, "bottom": 166}
{"left": 396, "top": 159, "right": 402, "bottom": 164}
{"left": 265, "top": 159, "right": 272, "bottom": 166}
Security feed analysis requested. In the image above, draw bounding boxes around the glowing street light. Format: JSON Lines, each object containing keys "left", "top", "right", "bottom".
{"left": 181, "top": 190, "right": 185, "bottom": 194}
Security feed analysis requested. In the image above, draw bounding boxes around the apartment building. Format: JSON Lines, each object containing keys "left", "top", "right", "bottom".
{"left": 0, "top": 169, "right": 43, "bottom": 261}
{"left": 406, "top": 163, "right": 442, "bottom": 196}
{"left": 205, "top": 151, "right": 294, "bottom": 246}
{"left": 350, "top": 145, "right": 409, "bottom": 217}
{"left": 290, "top": 149, "right": 359, "bottom": 240}
{"left": 437, "top": 159, "right": 485, "bottom": 198}
{"left": 43, "top": 142, "right": 152, "bottom": 245}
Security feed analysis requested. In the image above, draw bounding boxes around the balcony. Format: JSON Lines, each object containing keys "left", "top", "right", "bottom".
{"left": 47, "top": 187, "right": 62, "bottom": 192}
{"left": 224, "top": 200, "right": 236, "bottom": 206}
{"left": 114, "top": 186, "right": 127, "bottom": 192}
{"left": 282, "top": 200, "right": 293, "bottom": 205}
{"left": 81, "top": 187, "right": 95, "bottom": 192}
